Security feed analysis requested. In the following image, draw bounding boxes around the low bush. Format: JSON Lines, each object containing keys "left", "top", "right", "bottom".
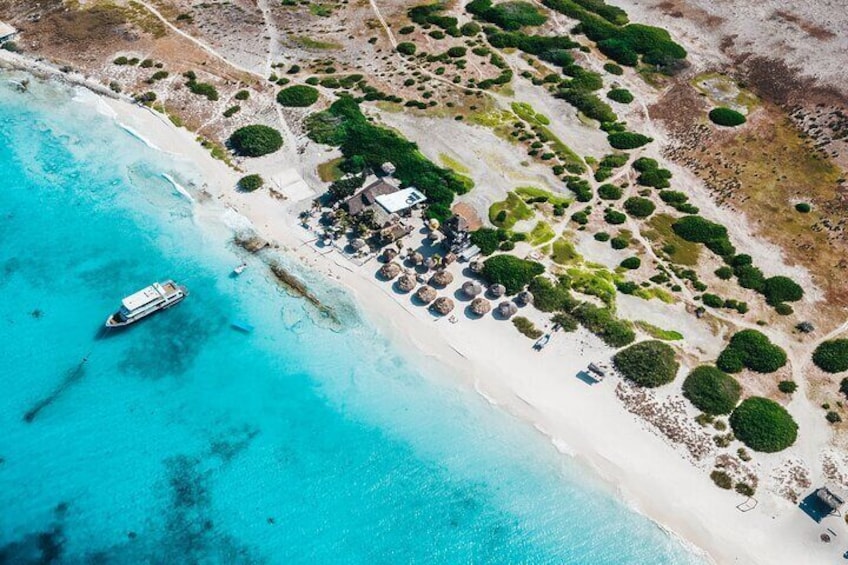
{"left": 467, "top": 0, "right": 547, "bottom": 30}
{"left": 623, "top": 196, "right": 655, "bottom": 218}
{"left": 730, "top": 397, "right": 798, "bottom": 452}
{"left": 186, "top": 79, "right": 219, "bottom": 101}
{"left": 762, "top": 276, "right": 803, "bottom": 305}
{"left": 710, "top": 470, "right": 732, "bottom": 489}
{"left": 481, "top": 255, "right": 545, "bottom": 294}
{"left": 551, "top": 312, "right": 579, "bottom": 332}
{"left": 672, "top": 215, "right": 735, "bottom": 257}
{"left": 607, "top": 131, "right": 652, "bottom": 149}
{"left": 827, "top": 411, "right": 842, "bottom": 424}
{"left": 714, "top": 266, "right": 733, "bottom": 280}
{"left": 701, "top": 293, "right": 723, "bottom": 308}
{"left": 717, "top": 329, "right": 787, "bottom": 374}
{"left": 607, "top": 88, "right": 633, "bottom": 103}
{"left": 277, "top": 85, "right": 319, "bottom": 107}
{"left": 594, "top": 232, "right": 610, "bottom": 242}
{"left": 223, "top": 105, "right": 241, "bottom": 118}
{"left": 513, "top": 316, "right": 544, "bottom": 339}
{"left": 795, "top": 202, "right": 811, "bottom": 213}
{"left": 397, "top": 42, "right": 417, "bottom": 55}
{"left": 709, "top": 107, "right": 746, "bottom": 127}
{"left": 682, "top": 366, "right": 741, "bottom": 414}
{"left": 603, "top": 62, "right": 623, "bottom": 75}
{"left": 610, "top": 235, "right": 629, "bottom": 249}
{"left": 528, "top": 276, "right": 576, "bottom": 312}
{"left": 470, "top": 228, "right": 501, "bottom": 255}
{"left": 604, "top": 209, "right": 626, "bottom": 224}
{"left": 812, "top": 339, "right": 848, "bottom": 373}
{"left": 598, "top": 183, "right": 622, "bottom": 200}
{"left": 237, "top": 174, "right": 264, "bottom": 192}
{"left": 228, "top": 125, "right": 284, "bottom": 157}
{"left": 778, "top": 380, "right": 797, "bottom": 394}
{"left": 620, "top": 256, "right": 641, "bottom": 270}
{"left": 572, "top": 303, "right": 635, "bottom": 347}
{"left": 613, "top": 340, "right": 678, "bottom": 387}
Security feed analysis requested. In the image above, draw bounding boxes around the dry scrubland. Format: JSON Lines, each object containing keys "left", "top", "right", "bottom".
{"left": 2, "top": 0, "right": 848, "bottom": 561}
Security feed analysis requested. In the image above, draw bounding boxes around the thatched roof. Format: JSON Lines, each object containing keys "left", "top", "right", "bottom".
{"left": 462, "top": 280, "right": 483, "bottom": 297}
{"left": 409, "top": 251, "right": 424, "bottom": 265}
{"left": 430, "top": 270, "right": 454, "bottom": 288}
{"left": 469, "top": 260, "right": 485, "bottom": 274}
{"left": 380, "top": 247, "right": 398, "bottom": 263}
{"left": 424, "top": 257, "right": 438, "bottom": 270}
{"left": 397, "top": 274, "right": 417, "bottom": 292}
{"left": 416, "top": 285, "right": 437, "bottom": 304}
{"left": 379, "top": 262, "right": 401, "bottom": 280}
{"left": 350, "top": 238, "right": 367, "bottom": 251}
{"left": 488, "top": 283, "right": 506, "bottom": 298}
{"left": 470, "top": 297, "right": 491, "bottom": 316}
{"left": 498, "top": 301, "right": 518, "bottom": 318}
{"left": 432, "top": 296, "right": 455, "bottom": 315}
{"left": 516, "top": 290, "right": 534, "bottom": 306}
{"left": 816, "top": 485, "right": 848, "bottom": 510}
{"left": 443, "top": 252, "right": 457, "bottom": 265}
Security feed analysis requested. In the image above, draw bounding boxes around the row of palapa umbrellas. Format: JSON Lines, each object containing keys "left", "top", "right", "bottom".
{"left": 377, "top": 248, "right": 534, "bottom": 318}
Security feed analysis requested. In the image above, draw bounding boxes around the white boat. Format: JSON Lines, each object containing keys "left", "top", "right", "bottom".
{"left": 233, "top": 263, "right": 247, "bottom": 276}
{"left": 105, "top": 280, "right": 187, "bottom": 328}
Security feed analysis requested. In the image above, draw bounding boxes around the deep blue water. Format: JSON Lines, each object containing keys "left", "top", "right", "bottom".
{"left": 0, "top": 76, "right": 705, "bottom": 564}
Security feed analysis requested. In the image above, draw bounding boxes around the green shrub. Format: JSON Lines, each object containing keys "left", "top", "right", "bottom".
{"left": 607, "top": 88, "right": 633, "bottom": 103}
{"left": 734, "top": 264, "right": 765, "bottom": 291}
{"left": 594, "top": 232, "right": 611, "bottom": 242}
{"left": 513, "top": 316, "right": 544, "bottom": 339}
{"left": 551, "top": 312, "right": 579, "bottom": 332}
{"left": 399, "top": 25, "right": 415, "bottom": 34}
{"left": 672, "top": 215, "right": 735, "bottom": 257}
{"left": 610, "top": 235, "right": 629, "bottom": 249}
{"left": 572, "top": 303, "right": 635, "bottom": 347}
{"left": 683, "top": 366, "right": 741, "bottom": 414}
{"left": 148, "top": 70, "right": 169, "bottom": 82}
{"left": 528, "top": 276, "right": 577, "bottom": 312}
{"left": 710, "top": 470, "right": 732, "bottom": 489}
{"left": 228, "top": 124, "right": 284, "bottom": 157}
{"left": 467, "top": 0, "right": 547, "bottom": 30}
{"left": 603, "top": 62, "right": 624, "bottom": 75}
{"left": 620, "top": 256, "right": 640, "bottom": 270}
{"left": 613, "top": 340, "right": 678, "bottom": 387}
{"left": 558, "top": 89, "right": 617, "bottom": 123}
{"left": 447, "top": 46, "right": 467, "bottom": 57}
{"left": 714, "top": 266, "right": 733, "bottom": 280}
{"left": 762, "top": 276, "right": 803, "bottom": 305}
{"left": 223, "top": 105, "right": 241, "bottom": 118}
{"left": 717, "top": 329, "right": 787, "bottom": 374}
{"left": 604, "top": 209, "right": 626, "bottom": 224}
{"left": 636, "top": 167, "right": 672, "bottom": 189}
{"left": 237, "top": 174, "right": 264, "bottom": 192}
{"left": 623, "top": 196, "right": 655, "bottom": 218}
{"left": 730, "top": 397, "right": 798, "bottom": 452}
{"left": 482, "top": 255, "right": 545, "bottom": 294}
{"left": 813, "top": 339, "right": 848, "bottom": 373}
{"left": 186, "top": 79, "right": 219, "bottom": 101}
{"left": 795, "top": 202, "right": 811, "bottom": 213}
{"left": 113, "top": 56, "right": 129, "bottom": 65}
{"left": 700, "top": 293, "right": 722, "bottom": 308}
{"left": 470, "top": 228, "right": 501, "bottom": 255}
{"left": 397, "top": 42, "right": 417, "bottom": 55}
{"left": 709, "top": 107, "right": 746, "bottom": 127}
{"left": 607, "top": 131, "right": 652, "bottom": 149}
{"left": 461, "top": 22, "right": 481, "bottom": 35}
{"left": 277, "top": 85, "right": 319, "bottom": 107}
{"left": 735, "top": 483, "right": 755, "bottom": 496}
{"left": 778, "top": 380, "right": 797, "bottom": 394}
{"left": 827, "top": 411, "right": 842, "bottom": 423}
{"left": 598, "top": 183, "right": 622, "bottom": 200}
{"left": 774, "top": 303, "right": 793, "bottom": 316}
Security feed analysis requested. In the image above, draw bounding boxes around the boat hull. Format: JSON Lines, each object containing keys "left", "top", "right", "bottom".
{"left": 105, "top": 290, "right": 186, "bottom": 328}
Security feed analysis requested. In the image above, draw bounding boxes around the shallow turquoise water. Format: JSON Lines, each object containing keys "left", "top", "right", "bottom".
{"left": 0, "top": 77, "right": 705, "bottom": 564}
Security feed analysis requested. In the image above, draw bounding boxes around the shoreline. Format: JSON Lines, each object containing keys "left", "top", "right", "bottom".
{"left": 1, "top": 60, "right": 834, "bottom": 564}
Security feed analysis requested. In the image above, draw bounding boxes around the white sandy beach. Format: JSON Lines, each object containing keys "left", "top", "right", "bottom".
{"left": 77, "top": 87, "right": 848, "bottom": 564}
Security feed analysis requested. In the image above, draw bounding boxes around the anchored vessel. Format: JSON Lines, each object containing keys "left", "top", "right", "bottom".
{"left": 105, "top": 280, "right": 187, "bottom": 328}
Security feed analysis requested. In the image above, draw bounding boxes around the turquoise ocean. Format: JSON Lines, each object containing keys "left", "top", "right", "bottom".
{"left": 0, "top": 75, "right": 705, "bottom": 564}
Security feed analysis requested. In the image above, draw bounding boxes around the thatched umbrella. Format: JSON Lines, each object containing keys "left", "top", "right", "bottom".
{"left": 470, "top": 297, "right": 491, "bottom": 316}
{"left": 443, "top": 252, "right": 457, "bottom": 265}
{"left": 432, "top": 296, "right": 455, "bottom": 315}
{"left": 461, "top": 280, "right": 483, "bottom": 298}
{"left": 498, "top": 301, "right": 518, "bottom": 318}
{"left": 424, "top": 256, "right": 438, "bottom": 270}
{"left": 516, "top": 290, "right": 534, "bottom": 306}
{"left": 351, "top": 238, "right": 366, "bottom": 251}
{"left": 409, "top": 251, "right": 424, "bottom": 266}
{"left": 379, "top": 262, "right": 401, "bottom": 280}
{"left": 416, "top": 285, "right": 437, "bottom": 304}
{"left": 488, "top": 283, "right": 506, "bottom": 298}
{"left": 430, "top": 270, "right": 454, "bottom": 288}
{"left": 396, "top": 274, "right": 417, "bottom": 293}
{"left": 380, "top": 247, "right": 398, "bottom": 263}
{"left": 427, "top": 231, "right": 442, "bottom": 243}
{"left": 469, "top": 259, "right": 485, "bottom": 274}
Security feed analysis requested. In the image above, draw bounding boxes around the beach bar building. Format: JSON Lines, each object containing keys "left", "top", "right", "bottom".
{"left": 816, "top": 485, "right": 847, "bottom": 514}
{"left": 0, "top": 21, "right": 17, "bottom": 42}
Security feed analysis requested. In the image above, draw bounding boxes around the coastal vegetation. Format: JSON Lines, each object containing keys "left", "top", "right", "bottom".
{"left": 682, "top": 366, "right": 741, "bottom": 415}
{"left": 513, "top": 316, "right": 544, "bottom": 339}
{"left": 277, "top": 85, "right": 320, "bottom": 107}
{"left": 573, "top": 303, "right": 635, "bottom": 347}
{"left": 717, "top": 330, "right": 787, "bottom": 374}
{"left": 613, "top": 340, "right": 678, "bottom": 387}
{"left": 730, "top": 397, "right": 798, "bottom": 453}
{"left": 228, "top": 125, "right": 284, "bottom": 157}
{"left": 623, "top": 196, "right": 655, "bottom": 218}
{"left": 709, "top": 107, "right": 746, "bottom": 127}
{"left": 467, "top": 0, "right": 548, "bottom": 30}
{"left": 607, "top": 88, "right": 633, "bottom": 104}
{"left": 607, "top": 132, "right": 652, "bottom": 149}
{"left": 812, "top": 339, "right": 848, "bottom": 373}
{"left": 481, "top": 255, "right": 545, "bottom": 294}
{"left": 237, "top": 174, "right": 264, "bottom": 192}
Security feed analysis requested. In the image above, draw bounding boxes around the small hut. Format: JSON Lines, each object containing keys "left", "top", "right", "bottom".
{"left": 430, "top": 270, "right": 454, "bottom": 288}
{"left": 380, "top": 247, "right": 398, "bottom": 263}
{"left": 432, "top": 297, "right": 455, "bottom": 315}
{"left": 488, "top": 283, "right": 506, "bottom": 298}
{"left": 469, "top": 259, "right": 485, "bottom": 274}
{"left": 443, "top": 252, "right": 457, "bottom": 266}
{"left": 416, "top": 285, "right": 437, "bottom": 305}
{"left": 461, "top": 280, "right": 483, "bottom": 298}
{"left": 409, "top": 251, "right": 424, "bottom": 266}
{"left": 497, "top": 301, "right": 518, "bottom": 318}
{"left": 396, "top": 274, "right": 417, "bottom": 293}
{"left": 516, "top": 290, "right": 534, "bottom": 306}
{"left": 378, "top": 262, "right": 401, "bottom": 280}
{"left": 470, "top": 297, "right": 491, "bottom": 316}
{"left": 350, "top": 238, "right": 366, "bottom": 251}
{"left": 815, "top": 485, "right": 847, "bottom": 514}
